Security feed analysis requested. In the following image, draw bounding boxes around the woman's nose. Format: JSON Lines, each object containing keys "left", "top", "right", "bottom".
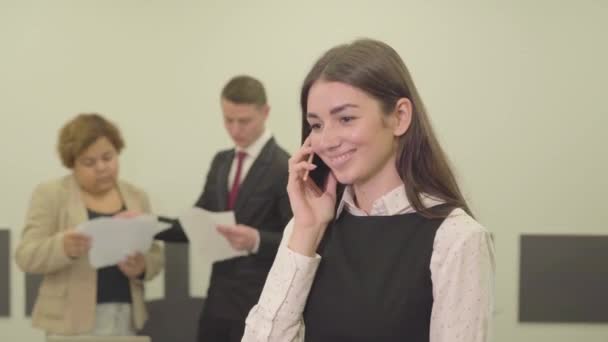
{"left": 319, "top": 125, "right": 341, "bottom": 150}
{"left": 95, "top": 160, "right": 108, "bottom": 172}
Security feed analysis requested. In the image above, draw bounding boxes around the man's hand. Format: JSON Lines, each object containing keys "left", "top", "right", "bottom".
{"left": 118, "top": 252, "right": 146, "bottom": 279}
{"left": 216, "top": 224, "right": 260, "bottom": 252}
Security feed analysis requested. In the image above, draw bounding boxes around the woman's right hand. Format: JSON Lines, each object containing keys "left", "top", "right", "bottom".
{"left": 63, "top": 230, "right": 91, "bottom": 258}
{"left": 286, "top": 138, "right": 338, "bottom": 257}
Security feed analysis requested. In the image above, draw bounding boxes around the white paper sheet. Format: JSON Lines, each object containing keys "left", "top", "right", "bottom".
{"left": 177, "top": 208, "right": 245, "bottom": 288}
{"left": 77, "top": 215, "right": 170, "bottom": 269}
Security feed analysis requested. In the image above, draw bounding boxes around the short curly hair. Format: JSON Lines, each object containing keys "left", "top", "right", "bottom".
{"left": 57, "top": 113, "right": 124, "bottom": 168}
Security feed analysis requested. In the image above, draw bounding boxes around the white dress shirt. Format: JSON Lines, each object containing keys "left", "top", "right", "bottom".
{"left": 242, "top": 185, "right": 495, "bottom": 342}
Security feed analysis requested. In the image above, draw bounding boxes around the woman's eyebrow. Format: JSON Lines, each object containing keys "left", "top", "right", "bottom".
{"left": 307, "top": 103, "right": 359, "bottom": 119}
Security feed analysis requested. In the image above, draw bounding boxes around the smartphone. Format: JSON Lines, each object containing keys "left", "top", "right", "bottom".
{"left": 301, "top": 126, "right": 331, "bottom": 192}
{"left": 306, "top": 153, "right": 345, "bottom": 218}
{"left": 306, "top": 153, "right": 331, "bottom": 191}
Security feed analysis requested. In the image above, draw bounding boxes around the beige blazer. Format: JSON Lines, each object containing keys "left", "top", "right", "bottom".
{"left": 15, "top": 175, "right": 164, "bottom": 335}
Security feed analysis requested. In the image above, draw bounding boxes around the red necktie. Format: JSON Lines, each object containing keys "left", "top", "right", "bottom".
{"left": 227, "top": 151, "right": 247, "bottom": 209}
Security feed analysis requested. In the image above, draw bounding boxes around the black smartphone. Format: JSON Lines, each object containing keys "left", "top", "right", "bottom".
{"left": 307, "top": 153, "right": 331, "bottom": 191}
{"left": 301, "top": 124, "right": 331, "bottom": 193}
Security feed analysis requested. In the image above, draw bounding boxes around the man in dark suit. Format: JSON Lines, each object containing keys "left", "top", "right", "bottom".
{"left": 155, "top": 75, "right": 292, "bottom": 342}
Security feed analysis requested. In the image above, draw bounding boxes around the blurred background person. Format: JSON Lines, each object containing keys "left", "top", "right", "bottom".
{"left": 15, "top": 113, "right": 164, "bottom": 337}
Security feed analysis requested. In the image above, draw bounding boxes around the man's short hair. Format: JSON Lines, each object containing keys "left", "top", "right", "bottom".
{"left": 221, "top": 75, "right": 267, "bottom": 106}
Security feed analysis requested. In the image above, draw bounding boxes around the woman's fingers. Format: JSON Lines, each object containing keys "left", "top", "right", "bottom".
{"left": 63, "top": 231, "right": 92, "bottom": 257}
{"left": 288, "top": 147, "right": 314, "bottom": 172}
{"left": 290, "top": 160, "right": 317, "bottom": 176}
{"left": 291, "top": 143, "right": 313, "bottom": 160}
{"left": 304, "top": 177, "right": 323, "bottom": 197}
{"left": 288, "top": 136, "right": 316, "bottom": 187}
{"left": 287, "top": 159, "right": 317, "bottom": 195}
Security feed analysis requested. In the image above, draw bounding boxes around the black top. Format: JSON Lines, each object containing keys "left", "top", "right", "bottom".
{"left": 303, "top": 209, "right": 447, "bottom": 342}
{"left": 87, "top": 207, "right": 132, "bottom": 304}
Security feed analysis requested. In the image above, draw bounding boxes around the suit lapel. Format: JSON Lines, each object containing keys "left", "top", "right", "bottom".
{"left": 233, "top": 139, "right": 276, "bottom": 217}
{"left": 217, "top": 150, "right": 233, "bottom": 211}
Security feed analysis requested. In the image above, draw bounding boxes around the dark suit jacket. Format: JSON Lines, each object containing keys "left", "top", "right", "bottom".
{"left": 156, "top": 137, "right": 292, "bottom": 320}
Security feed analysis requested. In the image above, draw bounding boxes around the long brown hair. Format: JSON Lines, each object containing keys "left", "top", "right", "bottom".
{"left": 300, "top": 39, "right": 472, "bottom": 218}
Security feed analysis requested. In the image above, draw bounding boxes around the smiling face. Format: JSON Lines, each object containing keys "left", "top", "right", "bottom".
{"left": 72, "top": 136, "right": 119, "bottom": 196}
{"left": 306, "top": 80, "right": 409, "bottom": 190}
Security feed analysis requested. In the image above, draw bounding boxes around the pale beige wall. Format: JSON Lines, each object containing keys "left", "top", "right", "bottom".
{"left": 1, "top": 0, "right": 606, "bottom": 341}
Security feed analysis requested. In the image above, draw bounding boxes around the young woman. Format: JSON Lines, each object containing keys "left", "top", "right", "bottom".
{"left": 242, "top": 39, "right": 495, "bottom": 342}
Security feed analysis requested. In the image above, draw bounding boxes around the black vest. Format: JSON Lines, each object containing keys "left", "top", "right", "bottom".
{"left": 303, "top": 210, "right": 446, "bottom": 342}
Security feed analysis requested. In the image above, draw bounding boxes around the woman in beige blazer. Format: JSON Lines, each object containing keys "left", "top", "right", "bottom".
{"left": 15, "top": 113, "right": 164, "bottom": 336}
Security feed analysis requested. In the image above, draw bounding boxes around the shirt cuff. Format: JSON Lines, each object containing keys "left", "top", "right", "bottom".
{"left": 250, "top": 230, "right": 261, "bottom": 254}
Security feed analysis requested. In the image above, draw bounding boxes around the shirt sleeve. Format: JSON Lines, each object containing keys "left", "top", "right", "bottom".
{"left": 242, "top": 219, "right": 321, "bottom": 342}
{"left": 429, "top": 209, "right": 495, "bottom": 342}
